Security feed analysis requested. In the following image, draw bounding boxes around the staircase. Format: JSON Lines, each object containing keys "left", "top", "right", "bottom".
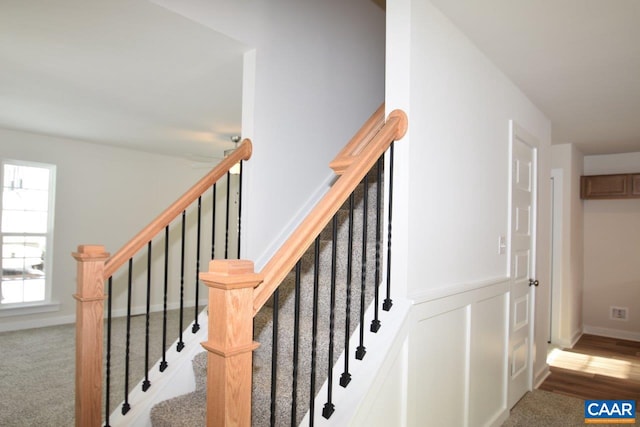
{"left": 72, "top": 105, "right": 407, "bottom": 427}
{"left": 150, "top": 170, "right": 381, "bottom": 426}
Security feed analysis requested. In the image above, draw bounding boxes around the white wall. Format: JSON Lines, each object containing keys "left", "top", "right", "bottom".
{"left": 550, "top": 144, "right": 584, "bottom": 347}
{"left": 386, "top": 0, "right": 551, "bottom": 424}
{"left": 151, "top": 0, "right": 386, "bottom": 269}
{"left": 392, "top": 1, "right": 551, "bottom": 294}
{"left": 584, "top": 152, "right": 640, "bottom": 174}
{"left": 0, "top": 128, "right": 228, "bottom": 331}
{"left": 582, "top": 152, "right": 640, "bottom": 341}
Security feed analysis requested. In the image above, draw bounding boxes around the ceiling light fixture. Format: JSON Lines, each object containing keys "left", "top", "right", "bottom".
{"left": 224, "top": 135, "right": 242, "bottom": 175}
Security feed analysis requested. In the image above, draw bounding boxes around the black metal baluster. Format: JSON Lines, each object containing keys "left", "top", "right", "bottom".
{"left": 211, "top": 183, "right": 217, "bottom": 260}
{"left": 383, "top": 143, "right": 395, "bottom": 311}
{"left": 237, "top": 161, "right": 244, "bottom": 259}
{"left": 105, "top": 276, "right": 113, "bottom": 427}
{"left": 225, "top": 171, "right": 231, "bottom": 258}
{"left": 356, "top": 174, "right": 369, "bottom": 361}
{"left": 290, "top": 261, "right": 302, "bottom": 426}
{"left": 122, "top": 259, "right": 133, "bottom": 415}
{"left": 192, "top": 197, "right": 201, "bottom": 333}
{"left": 160, "top": 226, "right": 169, "bottom": 372}
{"left": 270, "top": 288, "right": 279, "bottom": 427}
{"left": 371, "top": 156, "right": 383, "bottom": 333}
{"left": 340, "top": 193, "right": 355, "bottom": 388}
{"left": 142, "top": 242, "right": 152, "bottom": 391}
{"left": 309, "top": 236, "right": 321, "bottom": 426}
{"left": 322, "top": 215, "right": 338, "bottom": 419}
{"left": 177, "top": 210, "right": 186, "bottom": 352}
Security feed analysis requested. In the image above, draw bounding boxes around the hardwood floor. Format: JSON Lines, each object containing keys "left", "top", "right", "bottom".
{"left": 540, "top": 334, "right": 640, "bottom": 402}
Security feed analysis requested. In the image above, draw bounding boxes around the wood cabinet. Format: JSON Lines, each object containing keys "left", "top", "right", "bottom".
{"left": 581, "top": 173, "right": 640, "bottom": 199}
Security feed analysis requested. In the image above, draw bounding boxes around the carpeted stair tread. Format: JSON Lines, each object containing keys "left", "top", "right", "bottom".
{"left": 149, "top": 351, "right": 208, "bottom": 427}
{"left": 150, "top": 390, "right": 206, "bottom": 427}
{"left": 151, "top": 171, "right": 383, "bottom": 426}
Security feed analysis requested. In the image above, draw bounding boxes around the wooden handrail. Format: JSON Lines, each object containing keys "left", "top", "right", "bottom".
{"left": 104, "top": 139, "right": 253, "bottom": 279}
{"left": 253, "top": 110, "right": 407, "bottom": 314}
{"left": 329, "top": 103, "right": 385, "bottom": 175}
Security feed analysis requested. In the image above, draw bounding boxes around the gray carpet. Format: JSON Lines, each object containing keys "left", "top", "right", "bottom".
{"left": 503, "top": 389, "right": 636, "bottom": 427}
{"left": 0, "top": 308, "right": 195, "bottom": 427}
{"left": 151, "top": 172, "right": 382, "bottom": 426}
{"left": 0, "top": 322, "right": 76, "bottom": 427}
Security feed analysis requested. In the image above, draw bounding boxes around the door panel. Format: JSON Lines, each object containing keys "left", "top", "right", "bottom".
{"left": 511, "top": 338, "right": 528, "bottom": 377}
{"left": 508, "top": 123, "right": 537, "bottom": 408}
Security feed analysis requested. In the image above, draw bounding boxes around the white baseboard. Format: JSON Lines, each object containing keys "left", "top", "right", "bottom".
{"left": 583, "top": 325, "right": 640, "bottom": 342}
{"left": 568, "top": 328, "right": 583, "bottom": 347}
{"left": 487, "top": 410, "right": 509, "bottom": 427}
{"left": 555, "top": 328, "right": 583, "bottom": 349}
{"left": 533, "top": 364, "right": 550, "bottom": 389}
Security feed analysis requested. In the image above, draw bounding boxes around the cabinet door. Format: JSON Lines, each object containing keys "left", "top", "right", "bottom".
{"left": 580, "top": 174, "right": 630, "bottom": 199}
{"left": 632, "top": 174, "right": 640, "bottom": 196}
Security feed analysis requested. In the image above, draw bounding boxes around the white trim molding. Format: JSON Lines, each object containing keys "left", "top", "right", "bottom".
{"left": 583, "top": 325, "right": 640, "bottom": 342}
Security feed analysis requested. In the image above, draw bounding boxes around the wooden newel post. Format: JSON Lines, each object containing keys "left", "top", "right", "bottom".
{"left": 200, "top": 260, "right": 263, "bottom": 427}
{"left": 72, "top": 244, "right": 110, "bottom": 427}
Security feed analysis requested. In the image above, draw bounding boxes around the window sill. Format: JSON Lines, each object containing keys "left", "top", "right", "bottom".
{"left": 0, "top": 301, "right": 61, "bottom": 317}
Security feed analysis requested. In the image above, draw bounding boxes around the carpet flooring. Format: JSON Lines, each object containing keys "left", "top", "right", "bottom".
{"left": 0, "top": 308, "right": 195, "bottom": 427}
{"left": 3, "top": 316, "right": 639, "bottom": 426}
{"left": 503, "top": 389, "right": 585, "bottom": 427}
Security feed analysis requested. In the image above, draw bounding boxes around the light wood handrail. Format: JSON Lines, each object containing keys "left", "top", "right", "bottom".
{"left": 329, "top": 103, "right": 385, "bottom": 175}
{"left": 253, "top": 110, "right": 407, "bottom": 314}
{"left": 104, "top": 139, "right": 253, "bottom": 279}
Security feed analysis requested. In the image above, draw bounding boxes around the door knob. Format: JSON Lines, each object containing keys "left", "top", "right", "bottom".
{"left": 529, "top": 279, "right": 539, "bottom": 287}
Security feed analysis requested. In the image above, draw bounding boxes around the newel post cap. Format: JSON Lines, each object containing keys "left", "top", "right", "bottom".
{"left": 72, "top": 245, "right": 110, "bottom": 262}
{"left": 200, "top": 259, "right": 263, "bottom": 290}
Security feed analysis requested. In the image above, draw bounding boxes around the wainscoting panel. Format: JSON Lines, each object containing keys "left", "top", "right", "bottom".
{"left": 408, "top": 279, "right": 510, "bottom": 427}
{"left": 469, "top": 293, "right": 508, "bottom": 427}
{"left": 410, "top": 305, "right": 469, "bottom": 427}
{"left": 354, "top": 336, "right": 409, "bottom": 426}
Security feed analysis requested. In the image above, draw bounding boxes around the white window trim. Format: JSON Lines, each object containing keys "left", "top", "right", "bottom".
{"left": 0, "top": 301, "right": 60, "bottom": 317}
{"left": 0, "top": 159, "right": 57, "bottom": 313}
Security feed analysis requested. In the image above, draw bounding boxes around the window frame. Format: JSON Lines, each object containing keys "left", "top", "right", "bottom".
{"left": 0, "top": 159, "right": 57, "bottom": 312}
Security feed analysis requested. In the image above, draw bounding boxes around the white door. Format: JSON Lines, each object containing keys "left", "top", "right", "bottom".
{"left": 508, "top": 122, "right": 537, "bottom": 408}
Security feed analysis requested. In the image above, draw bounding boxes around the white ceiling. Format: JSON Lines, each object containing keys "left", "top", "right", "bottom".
{"left": 430, "top": 0, "right": 640, "bottom": 155}
{"left": 2, "top": 1, "right": 639, "bottom": 158}
{"left": 0, "top": 0, "right": 246, "bottom": 161}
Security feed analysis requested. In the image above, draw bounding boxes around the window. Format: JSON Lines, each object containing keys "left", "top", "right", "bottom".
{"left": 0, "top": 160, "right": 56, "bottom": 307}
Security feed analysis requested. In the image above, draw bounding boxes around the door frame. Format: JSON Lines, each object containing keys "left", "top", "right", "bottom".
{"left": 507, "top": 120, "right": 538, "bottom": 408}
{"left": 550, "top": 169, "right": 563, "bottom": 346}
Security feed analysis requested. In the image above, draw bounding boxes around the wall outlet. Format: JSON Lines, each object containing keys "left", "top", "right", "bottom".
{"left": 610, "top": 306, "right": 628, "bottom": 321}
